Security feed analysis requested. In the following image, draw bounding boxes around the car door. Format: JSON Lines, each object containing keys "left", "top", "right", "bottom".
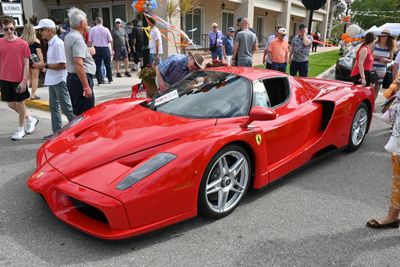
{"left": 252, "top": 77, "right": 323, "bottom": 183}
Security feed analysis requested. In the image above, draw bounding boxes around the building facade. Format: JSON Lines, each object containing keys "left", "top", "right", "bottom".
{"left": 20, "top": 0, "right": 331, "bottom": 57}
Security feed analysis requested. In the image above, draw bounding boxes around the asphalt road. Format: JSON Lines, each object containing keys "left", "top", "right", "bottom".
{"left": 1, "top": 100, "right": 400, "bottom": 266}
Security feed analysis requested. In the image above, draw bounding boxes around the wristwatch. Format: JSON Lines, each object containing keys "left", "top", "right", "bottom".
{"left": 45, "top": 63, "right": 49, "bottom": 69}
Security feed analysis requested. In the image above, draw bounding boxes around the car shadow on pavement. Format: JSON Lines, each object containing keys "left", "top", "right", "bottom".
{"left": 0, "top": 168, "right": 217, "bottom": 265}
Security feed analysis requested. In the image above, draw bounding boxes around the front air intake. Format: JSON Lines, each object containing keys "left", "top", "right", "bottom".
{"left": 68, "top": 197, "right": 108, "bottom": 224}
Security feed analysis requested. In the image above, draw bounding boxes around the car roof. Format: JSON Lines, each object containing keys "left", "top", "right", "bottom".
{"left": 205, "top": 66, "right": 289, "bottom": 81}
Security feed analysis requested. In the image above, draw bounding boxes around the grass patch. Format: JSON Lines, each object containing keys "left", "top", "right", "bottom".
{"left": 255, "top": 49, "right": 339, "bottom": 77}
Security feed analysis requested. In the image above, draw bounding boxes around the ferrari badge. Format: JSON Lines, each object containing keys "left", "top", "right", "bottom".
{"left": 255, "top": 134, "right": 262, "bottom": 146}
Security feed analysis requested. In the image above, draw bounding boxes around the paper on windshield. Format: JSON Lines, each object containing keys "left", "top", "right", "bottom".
{"left": 154, "top": 90, "right": 179, "bottom": 106}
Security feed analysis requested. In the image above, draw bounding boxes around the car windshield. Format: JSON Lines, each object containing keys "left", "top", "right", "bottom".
{"left": 146, "top": 71, "right": 252, "bottom": 119}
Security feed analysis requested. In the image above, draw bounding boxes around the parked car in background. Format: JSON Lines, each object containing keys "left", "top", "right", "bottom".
{"left": 335, "top": 48, "right": 356, "bottom": 81}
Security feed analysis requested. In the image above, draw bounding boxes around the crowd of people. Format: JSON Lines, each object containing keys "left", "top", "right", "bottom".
{"left": 348, "top": 29, "right": 400, "bottom": 230}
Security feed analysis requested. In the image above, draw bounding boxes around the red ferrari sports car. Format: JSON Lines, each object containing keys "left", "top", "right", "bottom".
{"left": 27, "top": 67, "right": 374, "bottom": 239}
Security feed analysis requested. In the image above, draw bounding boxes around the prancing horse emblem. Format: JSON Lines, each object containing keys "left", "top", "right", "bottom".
{"left": 255, "top": 134, "right": 262, "bottom": 146}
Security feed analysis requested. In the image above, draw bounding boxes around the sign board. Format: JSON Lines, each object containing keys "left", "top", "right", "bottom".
{"left": 2, "top": 3, "right": 23, "bottom": 15}
{"left": 11, "top": 14, "right": 24, "bottom": 27}
{"left": 1, "top": 0, "right": 24, "bottom": 28}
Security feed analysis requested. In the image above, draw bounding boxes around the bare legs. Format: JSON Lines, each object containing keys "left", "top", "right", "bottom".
{"left": 7, "top": 101, "right": 28, "bottom": 127}
{"left": 30, "top": 68, "right": 40, "bottom": 99}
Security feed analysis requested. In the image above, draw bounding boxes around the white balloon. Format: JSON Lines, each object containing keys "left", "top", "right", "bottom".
{"left": 346, "top": 24, "right": 362, "bottom": 38}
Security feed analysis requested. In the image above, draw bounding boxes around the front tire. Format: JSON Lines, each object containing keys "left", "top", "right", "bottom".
{"left": 347, "top": 102, "right": 369, "bottom": 152}
{"left": 198, "top": 145, "right": 251, "bottom": 219}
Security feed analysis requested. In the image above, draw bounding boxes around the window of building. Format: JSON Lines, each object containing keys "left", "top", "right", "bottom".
{"left": 183, "top": 8, "right": 202, "bottom": 47}
{"left": 87, "top": 4, "right": 126, "bottom": 29}
{"left": 49, "top": 8, "right": 68, "bottom": 23}
{"left": 256, "top": 17, "right": 264, "bottom": 46}
{"left": 222, "top": 12, "right": 234, "bottom": 34}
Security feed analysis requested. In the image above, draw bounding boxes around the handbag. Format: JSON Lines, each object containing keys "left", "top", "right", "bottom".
{"left": 382, "top": 96, "right": 396, "bottom": 114}
{"left": 383, "top": 71, "right": 393, "bottom": 89}
{"left": 209, "top": 32, "right": 218, "bottom": 52}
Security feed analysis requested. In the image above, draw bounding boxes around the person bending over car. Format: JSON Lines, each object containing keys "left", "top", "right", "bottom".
{"left": 155, "top": 52, "right": 204, "bottom": 92}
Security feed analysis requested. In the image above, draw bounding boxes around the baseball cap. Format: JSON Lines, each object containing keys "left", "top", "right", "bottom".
{"left": 278, "top": 28, "right": 287, "bottom": 35}
{"left": 212, "top": 23, "right": 218, "bottom": 28}
{"left": 34, "top": 19, "right": 56, "bottom": 29}
{"left": 228, "top": 27, "right": 235, "bottom": 32}
{"left": 115, "top": 18, "right": 122, "bottom": 24}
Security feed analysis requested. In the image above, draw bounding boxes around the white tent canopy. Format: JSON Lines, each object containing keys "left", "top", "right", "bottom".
{"left": 378, "top": 23, "right": 400, "bottom": 36}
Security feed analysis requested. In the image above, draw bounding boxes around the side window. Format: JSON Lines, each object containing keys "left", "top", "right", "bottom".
{"left": 252, "top": 81, "right": 270, "bottom": 108}
{"left": 262, "top": 77, "right": 290, "bottom": 107}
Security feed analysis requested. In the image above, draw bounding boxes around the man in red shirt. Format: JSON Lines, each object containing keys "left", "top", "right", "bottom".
{"left": 0, "top": 16, "right": 38, "bottom": 140}
{"left": 268, "top": 28, "right": 289, "bottom": 73}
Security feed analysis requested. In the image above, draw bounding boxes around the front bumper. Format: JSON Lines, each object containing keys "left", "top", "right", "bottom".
{"left": 28, "top": 163, "right": 134, "bottom": 239}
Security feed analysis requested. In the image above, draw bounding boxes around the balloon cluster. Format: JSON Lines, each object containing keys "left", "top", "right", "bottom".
{"left": 341, "top": 24, "right": 363, "bottom": 43}
{"left": 132, "top": 0, "right": 157, "bottom": 13}
{"left": 341, "top": 33, "right": 362, "bottom": 43}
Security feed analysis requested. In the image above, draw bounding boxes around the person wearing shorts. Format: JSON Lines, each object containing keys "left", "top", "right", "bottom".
{"left": 111, "top": 18, "right": 131, "bottom": 78}
{"left": 0, "top": 15, "right": 39, "bottom": 140}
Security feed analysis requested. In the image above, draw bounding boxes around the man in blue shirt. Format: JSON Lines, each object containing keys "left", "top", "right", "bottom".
{"left": 155, "top": 52, "right": 204, "bottom": 92}
{"left": 223, "top": 27, "right": 234, "bottom": 66}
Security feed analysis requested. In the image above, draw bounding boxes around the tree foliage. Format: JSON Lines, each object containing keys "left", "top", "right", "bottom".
{"left": 351, "top": 0, "right": 400, "bottom": 29}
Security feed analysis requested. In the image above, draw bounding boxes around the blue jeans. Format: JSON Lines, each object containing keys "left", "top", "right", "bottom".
{"left": 67, "top": 73, "right": 95, "bottom": 116}
{"left": 290, "top": 60, "right": 309, "bottom": 77}
{"left": 272, "top": 62, "right": 287, "bottom": 73}
{"left": 49, "top": 81, "right": 75, "bottom": 133}
{"left": 211, "top": 47, "right": 223, "bottom": 60}
{"left": 94, "top": 47, "right": 112, "bottom": 83}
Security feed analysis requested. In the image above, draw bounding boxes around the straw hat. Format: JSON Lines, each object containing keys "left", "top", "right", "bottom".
{"left": 188, "top": 52, "right": 204, "bottom": 69}
{"left": 379, "top": 29, "right": 392, "bottom": 37}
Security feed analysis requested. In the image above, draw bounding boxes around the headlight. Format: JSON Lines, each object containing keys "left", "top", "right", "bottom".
{"left": 116, "top": 152, "right": 177, "bottom": 190}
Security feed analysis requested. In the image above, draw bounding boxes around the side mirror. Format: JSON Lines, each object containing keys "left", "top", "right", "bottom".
{"left": 241, "top": 106, "right": 276, "bottom": 129}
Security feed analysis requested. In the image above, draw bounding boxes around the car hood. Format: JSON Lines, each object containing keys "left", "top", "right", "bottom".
{"left": 45, "top": 104, "right": 216, "bottom": 179}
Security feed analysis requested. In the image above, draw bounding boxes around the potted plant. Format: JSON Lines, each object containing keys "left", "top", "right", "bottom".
{"left": 138, "top": 65, "right": 157, "bottom": 98}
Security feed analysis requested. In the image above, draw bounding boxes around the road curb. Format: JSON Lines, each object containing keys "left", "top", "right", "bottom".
{"left": 317, "top": 64, "right": 336, "bottom": 79}
{"left": 25, "top": 99, "right": 49, "bottom": 111}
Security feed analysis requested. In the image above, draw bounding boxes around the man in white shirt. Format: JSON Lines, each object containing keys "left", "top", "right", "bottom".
{"left": 33, "top": 19, "right": 75, "bottom": 139}
{"left": 148, "top": 17, "right": 163, "bottom": 65}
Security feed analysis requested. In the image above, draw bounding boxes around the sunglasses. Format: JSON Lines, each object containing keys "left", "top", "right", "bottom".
{"left": 3, "top": 27, "right": 15, "bottom": 32}
{"left": 116, "top": 22, "right": 121, "bottom": 24}
{"left": 213, "top": 26, "right": 218, "bottom": 28}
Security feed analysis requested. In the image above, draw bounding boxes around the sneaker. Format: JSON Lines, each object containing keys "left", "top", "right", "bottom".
{"left": 12, "top": 129, "right": 25, "bottom": 141}
{"left": 42, "top": 133, "right": 54, "bottom": 140}
{"left": 26, "top": 117, "right": 39, "bottom": 134}
{"left": 125, "top": 71, "right": 132, "bottom": 77}
{"left": 116, "top": 72, "right": 122, "bottom": 78}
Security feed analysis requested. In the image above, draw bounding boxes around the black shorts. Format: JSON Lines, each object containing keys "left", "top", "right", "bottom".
{"left": 0, "top": 80, "right": 30, "bottom": 102}
{"left": 114, "top": 46, "right": 128, "bottom": 60}
{"left": 350, "top": 71, "right": 377, "bottom": 86}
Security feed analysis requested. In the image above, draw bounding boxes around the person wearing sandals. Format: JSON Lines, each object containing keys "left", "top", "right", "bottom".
{"left": 372, "top": 29, "right": 396, "bottom": 99}
{"left": 367, "top": 88, "right": 400, "bottom": 229}
{"left": 21, "top": 22, "right": 44, "bottom": 100}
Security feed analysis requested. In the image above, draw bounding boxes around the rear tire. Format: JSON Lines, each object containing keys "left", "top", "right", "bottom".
{"left": 198, "top": 145, "right": 251, "bottom": 219}
{"left": 346, "top": 102, "right": 369, "bottom": 152}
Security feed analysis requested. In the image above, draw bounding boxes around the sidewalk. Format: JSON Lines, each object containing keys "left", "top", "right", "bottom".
{"left": 26, "top": 45, "right": 339, "bottom": 112}
{"left": 26, "top": 72, "right": 142, "bottom": 111}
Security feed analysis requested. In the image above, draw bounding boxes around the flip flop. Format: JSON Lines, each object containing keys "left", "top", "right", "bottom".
{"left": 366, "top": 219, "right": 400, "bottom": 229}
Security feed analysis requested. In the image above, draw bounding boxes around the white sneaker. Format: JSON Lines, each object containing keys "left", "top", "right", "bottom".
{"left": 12, "top": 129, "right": 26, "bottom": 141}
{"left": 26, "top": 117, "right": 39, "bottom": 134}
